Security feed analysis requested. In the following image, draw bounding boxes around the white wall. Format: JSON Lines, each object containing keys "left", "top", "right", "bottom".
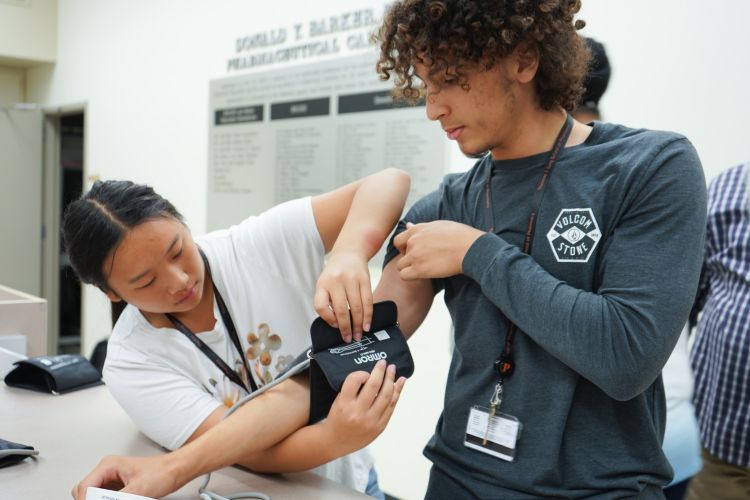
{"left": 0, "top": 0, "right": 57, "bottom": 64}
{"left": 578, "top": 0, "right": 750, "bottom": 181}
{"left": 0, "top": 66, "right": 25, "bottom": 105}
{"left": 23, "top": 1, "right": 750, "bottom": 499}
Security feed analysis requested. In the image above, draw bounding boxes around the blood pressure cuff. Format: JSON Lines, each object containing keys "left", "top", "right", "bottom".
{"left": 0, "top": 438, "right": 38, "bottom": 468}
{"left": 4, "top": 354, "right": 103, "bottom": 395}
{"left": 308, "top": 300, "right": 414, "bottom": 424}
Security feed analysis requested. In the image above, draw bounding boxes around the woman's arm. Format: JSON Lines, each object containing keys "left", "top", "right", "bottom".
{"left": 72, "top": 376, "right": 309, "bottom": 499}
{"left": 184, "top": 361, "right": 405, "bottom": 473}
{"left": 312, "top": 168, "right": 411, "bottom": 342}
{"left": 184, "top": 373, "right": 310, "bottom": 445}
{"left": 72, "top": 363, "right": 404, "bottom": 499}
{"left": 235, "top": 361, "right": 405, "bottom": 473}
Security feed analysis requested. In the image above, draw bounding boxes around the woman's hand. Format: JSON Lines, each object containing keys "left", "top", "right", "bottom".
{"left": 311, "top": 168, "right": 410, "bottom": 343}
{"left": 314, "top": 249, "right": 373, "bottom": 343}
{"left": 321, "top": 360, "right": 406, "bottom": 454}
{"left": 71, "top": 453, "right": 184, "bottom": 500}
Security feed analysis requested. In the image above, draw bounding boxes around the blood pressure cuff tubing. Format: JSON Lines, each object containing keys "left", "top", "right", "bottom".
{"left": 4, "top": 354, "right": 103, "bottom": 395}
{"left": 0, "top": 438, "right": 38, "bottom": 468}
{"left": 308, "top": 300, "right": 414, "bottom": 424}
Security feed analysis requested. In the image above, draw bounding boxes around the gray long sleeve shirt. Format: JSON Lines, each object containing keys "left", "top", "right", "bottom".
{"left": 385, "top": 122, "right": 707, "bottom": 499}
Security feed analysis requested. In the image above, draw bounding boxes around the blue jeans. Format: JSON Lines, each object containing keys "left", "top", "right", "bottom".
{"left": 663, "top": 400, "right": 702, "bottom": 484}
{"left": 365, "top": 467, "right": 385, "bottom": 500}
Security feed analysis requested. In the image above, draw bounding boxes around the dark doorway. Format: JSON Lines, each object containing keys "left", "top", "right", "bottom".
{"left": 58, "top": 113, "right": 84, "bottom": 354}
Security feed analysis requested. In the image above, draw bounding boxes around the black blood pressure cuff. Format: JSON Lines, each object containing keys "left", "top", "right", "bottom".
{"left": 4, "top": 354, "right": 103, "bottom": 395}
{"left": 308, "top": 300, "right": 414, "bottom": 424}
{"left": 0, "top": 438, "right": 38, "bottom": 468}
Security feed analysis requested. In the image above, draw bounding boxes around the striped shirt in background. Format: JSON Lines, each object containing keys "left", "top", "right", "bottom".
{"left": 690, "top": 162, "right": 750, "bottom": 467}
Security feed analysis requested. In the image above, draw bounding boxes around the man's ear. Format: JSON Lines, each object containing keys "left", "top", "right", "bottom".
{"left": 513, "top": 41, "right": 540, "bottom": 84}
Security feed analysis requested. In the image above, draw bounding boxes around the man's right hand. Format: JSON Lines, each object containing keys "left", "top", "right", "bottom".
{"left": 71, "top": 453, "right": 184, "bottom": 500}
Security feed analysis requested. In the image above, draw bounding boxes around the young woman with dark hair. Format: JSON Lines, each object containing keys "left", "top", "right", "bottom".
{"left": 68, "top": 170, "right": 410, "bottom": 499}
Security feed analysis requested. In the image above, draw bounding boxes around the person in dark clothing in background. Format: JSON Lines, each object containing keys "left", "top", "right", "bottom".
{"left": 573, "top": 37, "right": 610, "bottom": 122}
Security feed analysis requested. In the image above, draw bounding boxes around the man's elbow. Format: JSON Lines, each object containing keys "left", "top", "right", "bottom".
{"left": 595, "top": 368, "right": 662, "bottom": 402}
{"left": 601, "top": 382, "right": 646, "bottom": 402}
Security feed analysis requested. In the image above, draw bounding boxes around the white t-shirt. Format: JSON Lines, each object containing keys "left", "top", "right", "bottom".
{"left": 103, "top": 197, "right": 373, "bottom": 492}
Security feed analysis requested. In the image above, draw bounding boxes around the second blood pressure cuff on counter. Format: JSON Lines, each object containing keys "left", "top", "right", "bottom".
{"left": 4, "top": 354, "right": 103, "bottom": 395}
{"left": 308, "top": 300, "right": 414, "bottom": 424}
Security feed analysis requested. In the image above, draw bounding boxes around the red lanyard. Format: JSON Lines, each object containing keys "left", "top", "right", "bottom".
{"left": 484, "top": 114, "right": 574, "bottom": 381}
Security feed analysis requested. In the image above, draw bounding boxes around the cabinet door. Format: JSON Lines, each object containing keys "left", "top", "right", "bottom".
{"left": 0, "top": 108, "right": 43, "bottom": 296}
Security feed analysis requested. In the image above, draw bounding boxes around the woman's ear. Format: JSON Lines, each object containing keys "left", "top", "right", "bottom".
{"left": 102, "top": 287, "right": 122, "bottom": 302}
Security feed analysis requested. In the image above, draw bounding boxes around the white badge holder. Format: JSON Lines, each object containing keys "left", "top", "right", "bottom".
{"left": 464, "top": 405, "right": 522, "bottom": 462}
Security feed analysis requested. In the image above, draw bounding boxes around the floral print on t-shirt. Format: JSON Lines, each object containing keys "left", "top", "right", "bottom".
{"left": 246, "top": 323, "right": 282, "bottom": 384}
{"left": 207, "top": 376, "right": 242, "bottom": 407}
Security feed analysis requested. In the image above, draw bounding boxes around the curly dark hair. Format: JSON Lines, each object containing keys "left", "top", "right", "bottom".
{"left": 374, "top": 0, "right": 590, "bottom": 111}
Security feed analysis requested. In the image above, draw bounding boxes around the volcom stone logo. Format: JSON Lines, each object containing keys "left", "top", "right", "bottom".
{"left": 546, "top": 208, "right": 601, "bottom": 263}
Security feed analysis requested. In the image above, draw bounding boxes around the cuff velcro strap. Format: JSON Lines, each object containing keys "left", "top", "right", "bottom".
{"left": 308, "top": 300, "right": 414, "bottom": 424}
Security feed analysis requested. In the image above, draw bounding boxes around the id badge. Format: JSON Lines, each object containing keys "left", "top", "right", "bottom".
{"left": 464, "top": 405, "right": 522, "bottom": 462}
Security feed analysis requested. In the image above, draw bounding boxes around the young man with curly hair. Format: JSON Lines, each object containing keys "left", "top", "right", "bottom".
{"left": 371, "top": 0, "right": 708, "bottom": 497}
